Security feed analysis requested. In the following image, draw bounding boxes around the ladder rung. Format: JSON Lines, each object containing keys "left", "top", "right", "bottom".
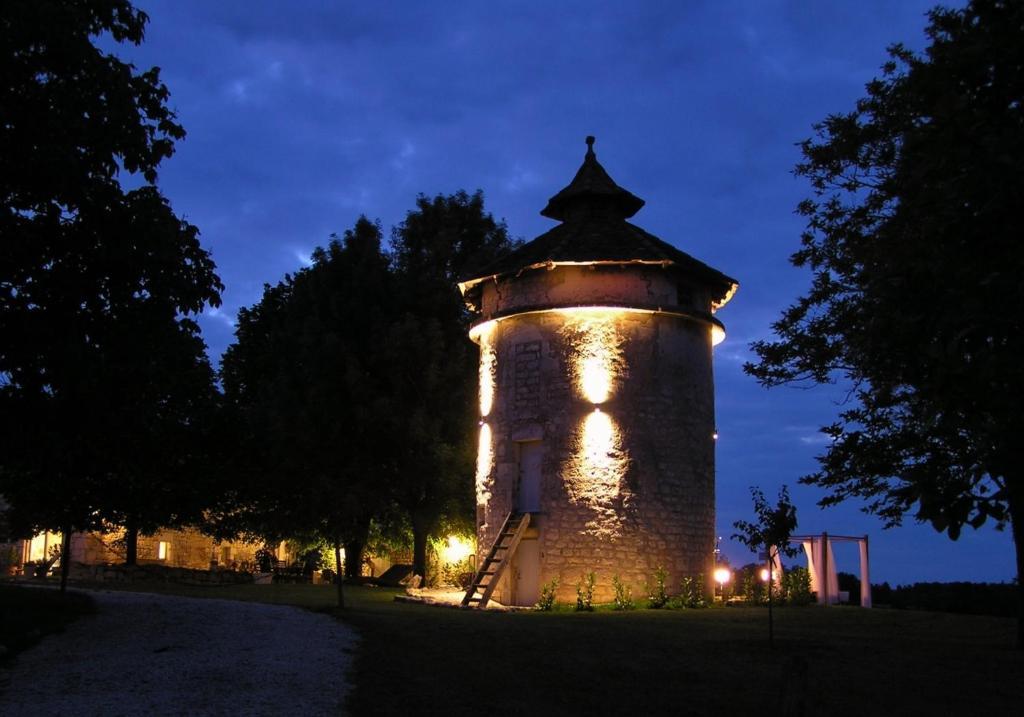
{"left": 462, "top": 511, "right": 529, "bottom": 609}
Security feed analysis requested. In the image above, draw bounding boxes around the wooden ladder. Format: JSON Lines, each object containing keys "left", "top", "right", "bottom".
{"left": 461, "top": 511, "right": 531, "bottom": 608}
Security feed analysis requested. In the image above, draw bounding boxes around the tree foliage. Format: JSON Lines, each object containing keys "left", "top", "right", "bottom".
{"left": 386, "top": 190, "right": 518, "bottom": 578}
{"left": 745, "top": 0, "right": 1024, "bottom": 645}
{"left": 733, "top": 485, "right": 799, "bottom": 647}
{"left": 0, "top": 0, "right": 221, "bottom": 574}
{"left": 221, "top": 191, "right": 518, "bottom": 585}
{"left": 732, "top": 486, "right": 799, "bottom": 561}
{"left": 220, "top": 218, "right": 393, "bottom": 604}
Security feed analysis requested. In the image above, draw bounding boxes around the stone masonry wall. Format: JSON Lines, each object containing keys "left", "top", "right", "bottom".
{"left": 71, "top": 529, "right": 263, "bottom": 570}
{"left": 474, "top": 267, "right": 718, "bottom": 605}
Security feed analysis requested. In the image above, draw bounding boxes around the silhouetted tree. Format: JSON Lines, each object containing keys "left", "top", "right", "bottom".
{"left": 0, "top": 0, "right": 221, "bottom": 588}
{"left": 733, "top": 486, "right": 799, "bottom": 648}
{"left": 221, "top": 218, "right": 393, "bottom": 607}
{"left": 745, "top": 0, "right": 1024, "bottom": 646}
{"left": 387, "top": 190, "right": 518, "bottom": 579}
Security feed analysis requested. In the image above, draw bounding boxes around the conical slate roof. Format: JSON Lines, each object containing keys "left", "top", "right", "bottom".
{"left": 460, "top": 137, "right": 738, "bottom": 309}
{"left": 540, "top": 136, "right": 645, "bottom": 220}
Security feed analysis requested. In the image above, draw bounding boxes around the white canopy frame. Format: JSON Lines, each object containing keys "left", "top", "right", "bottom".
{"left": 788, "top": 533, "right": 871, "bottom": 608}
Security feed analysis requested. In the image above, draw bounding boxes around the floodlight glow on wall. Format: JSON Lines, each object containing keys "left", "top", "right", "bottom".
{"left": 478, "top": 327, "right": 496, "bottom": 418}
{"left": 475, "top": 423, "right": 493, "bottom": 504}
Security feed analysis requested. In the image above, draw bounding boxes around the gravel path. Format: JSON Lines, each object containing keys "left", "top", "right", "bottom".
{"left": 0, "top": 589, "right": 357, "bottom": 716}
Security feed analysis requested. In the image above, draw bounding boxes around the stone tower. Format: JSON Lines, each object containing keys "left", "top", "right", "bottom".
{"left": 458, "top": 138, "right": 737, "bottom": 606}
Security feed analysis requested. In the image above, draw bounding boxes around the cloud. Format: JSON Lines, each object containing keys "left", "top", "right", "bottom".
{"left": 503, "top": 164, "right": 540, "bottom": 193}
{"left": 291, "top": 248, "right": 314, "bottom": 267}
{"left": 203, "top": 306, "right": 237, "bottom": 329}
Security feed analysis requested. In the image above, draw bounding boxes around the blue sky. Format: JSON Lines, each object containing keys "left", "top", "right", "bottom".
{"left": 114, "top": 0, "right": 1013, "bottom": 583}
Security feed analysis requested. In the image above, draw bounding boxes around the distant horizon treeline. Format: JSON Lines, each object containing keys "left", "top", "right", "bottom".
{"left": 870, "top": 579, "right": 1019, "bottom": 618}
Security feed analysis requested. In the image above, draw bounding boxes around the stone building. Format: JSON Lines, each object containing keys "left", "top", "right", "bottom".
{"left": 459, "top": 138, "right": 737, "bottom": 606}
{"left": 2, "top": 526, "right": 279, "bottom": 574}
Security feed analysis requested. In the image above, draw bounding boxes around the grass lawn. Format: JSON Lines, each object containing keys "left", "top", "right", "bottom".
{"left": 39, "top": 578, "right": 1023, "bottom": 716}
{"left": 0, "top": 583, "right": 95, "bottom": 662}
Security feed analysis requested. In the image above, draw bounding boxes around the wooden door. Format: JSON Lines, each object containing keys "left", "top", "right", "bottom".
{"left": 517, "top": 441, "right": 542, "bottom": 513}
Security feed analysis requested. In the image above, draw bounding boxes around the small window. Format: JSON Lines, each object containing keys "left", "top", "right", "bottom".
{"left": 157, "top": 541, "right": 169, "bottom": 561}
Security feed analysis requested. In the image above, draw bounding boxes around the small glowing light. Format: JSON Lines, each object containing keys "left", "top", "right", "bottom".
{"left": 580, "top": 355, "right": 611, "bottom": 404}
{"left": 712, "top": 430, "right": 719, "bottom": 440}
{"left": 440, "top": 535, "right": 473, "bottom": 565}
{"left": 157, "top": 541, "right": 168, "bottom": 560}
{"left": 714, "top": 567, "right": 731, "bottom": 586}
{"left": 711, "top": 324, "right": 726, "bottom": 346}
{"left": 760, "top": 568, "right": 771, "bottom": 582}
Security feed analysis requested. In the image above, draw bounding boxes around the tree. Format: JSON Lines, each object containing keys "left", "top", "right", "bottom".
{"left": 98, "top": 311, "right": 221, "bottom": 565}
{"left": 0, "top": 1, "right": 222, "bottom": 589}
{"left": 387, "top": 190, "right": 518, "bottom": 579}
{"left": 745, "top": 0, "right": 1024, "bottom": 646}
{"left": 221, "top": 218, "right": 394, "bottom": 607}
{"left": 733, "top": 486, "right": 799, "bottom": 648}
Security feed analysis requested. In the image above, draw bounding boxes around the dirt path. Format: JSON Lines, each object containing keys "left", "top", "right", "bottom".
{"left": 0, "top": 589, "right": 356, "bottom": 716}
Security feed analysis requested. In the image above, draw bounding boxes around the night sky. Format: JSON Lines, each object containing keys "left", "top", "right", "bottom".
{"left": 110, "top": 0, "right": 1012, "bottom": 584}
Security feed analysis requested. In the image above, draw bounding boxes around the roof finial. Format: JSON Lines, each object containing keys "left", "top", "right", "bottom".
{"left": 585, "top": 135, "right": 595, "bottom": 157}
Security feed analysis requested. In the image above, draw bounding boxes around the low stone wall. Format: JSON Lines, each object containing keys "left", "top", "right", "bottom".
{"left": 70, "top": 562, "right": 255, "bottom": 585}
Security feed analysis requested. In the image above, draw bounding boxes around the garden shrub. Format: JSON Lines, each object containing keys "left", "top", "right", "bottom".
{"left": 782, "top": 566, "right": 813, "bottom": 606}
{"left": 536, "top": 578, "right": 559, "bottom": 611}
{"left": 647, "top": 567, "right": 669, "bottom": 609}
{"left": 741, "top": 568, "right": 767, "bottom": 605}
{"left": 576, "top": 572, "right": 595, "bottom": 612}
{"left": 254, "top": 547, "right": 276, "bottom": 573}
{"left": 612, "top": 575, "right": 634, "bottom": 610}
{"left": 678, "top": 574, "right": 708, "bottom": 608}
{"left": 426, "top": 535, "right": 475, "bottom": 588}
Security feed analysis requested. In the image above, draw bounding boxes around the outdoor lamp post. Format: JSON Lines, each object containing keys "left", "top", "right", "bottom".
{"left": 713, "top": 566, "right": 731, "bottom": 602}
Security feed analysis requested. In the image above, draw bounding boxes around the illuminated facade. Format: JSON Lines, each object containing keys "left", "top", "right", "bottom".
{"left": 459, "top": 137, "right": 737, "bottom": 605}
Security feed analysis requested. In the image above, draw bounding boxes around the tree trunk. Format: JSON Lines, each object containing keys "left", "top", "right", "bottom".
{"left": 1007, "top": 481, "right": 1024, "bottom": 650}
{"left": 343, "top": 539, "right": 362, "bottom": 580}
{"left": 124, "top": 520, "right": 139, "bottom": 566}
{"left": 333, "top": 541, "right": 345, "bottom": 609}
{"left": 412, "top": 511, "right": 431, "bottom": 584}
{"left": 344, "top": 517, "right": 371, "bottom": 579}
{"left": 59, "top": 527, "right": 72, "bottom": 594}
